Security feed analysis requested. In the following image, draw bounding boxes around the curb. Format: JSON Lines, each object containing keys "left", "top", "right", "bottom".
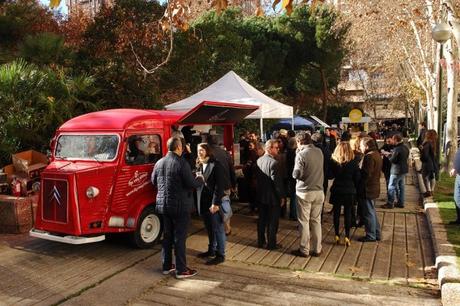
{"left": 410, "top": 146, "right": 460, "bottom": 305}
{"left": 424, "top": 199, "right": 460, "bottom": 306}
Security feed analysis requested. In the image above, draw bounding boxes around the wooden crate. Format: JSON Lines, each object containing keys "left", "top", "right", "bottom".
{"left": 0, "top": 195, "right": 37, "bottom": 234}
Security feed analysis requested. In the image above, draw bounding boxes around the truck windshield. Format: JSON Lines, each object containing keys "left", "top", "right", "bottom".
{"left": 55, "top": 135, "right": 119, "bottom": 161}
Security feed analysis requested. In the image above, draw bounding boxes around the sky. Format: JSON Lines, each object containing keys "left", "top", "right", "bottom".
{"left": 39, "top": 0, "right": 68, "bottom": 15}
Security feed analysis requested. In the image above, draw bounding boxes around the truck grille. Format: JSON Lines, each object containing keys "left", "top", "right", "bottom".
{"left": 42, "top": 179, "right": 69, "bottom": 223}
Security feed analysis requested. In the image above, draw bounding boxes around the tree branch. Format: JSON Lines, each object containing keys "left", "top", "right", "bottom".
{"left": 129, "top": 8, "right": 174, "bottom": 75}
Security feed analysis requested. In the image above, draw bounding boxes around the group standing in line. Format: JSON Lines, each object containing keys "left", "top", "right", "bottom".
{"left": 151, "top": 125, "right": 415, "bottom": 279}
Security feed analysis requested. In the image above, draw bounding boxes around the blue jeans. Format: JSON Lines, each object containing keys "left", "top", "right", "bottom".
{"left": 161, "top": 213, "right": 189, "bottom": 274}
{"left": 454, "top": 175, "right": 460, "bottom": 222}
{"left": 361, "top": 199, "right": 381, "bottom": 240}
{"left": 387, "top": 174, "right": 406, "bottom": 207}
{"left": 454, "top": 175, "right": 460, "bottom": 208}
{"left": 203, "top": 207, "right": 226, "bottom": 257}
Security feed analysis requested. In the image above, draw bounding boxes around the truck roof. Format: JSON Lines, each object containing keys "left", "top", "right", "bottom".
{"left": 58, "top": 109, "right": 184, "bottom": 131}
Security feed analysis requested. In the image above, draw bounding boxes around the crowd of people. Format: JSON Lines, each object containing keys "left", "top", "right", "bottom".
{"left": 149, "top": 122, "right": 443, "bottom": 279}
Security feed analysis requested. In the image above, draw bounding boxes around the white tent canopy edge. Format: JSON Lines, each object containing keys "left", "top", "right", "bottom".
{"left": 165, "top": 71, "right": 294, "bottom": 140}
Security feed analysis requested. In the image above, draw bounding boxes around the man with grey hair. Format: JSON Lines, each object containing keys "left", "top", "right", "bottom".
{"left": 255, "top": 139, "right": 286, "bottom": 249}
{"left": 291, "top": 132, "right": 324, "bottom": 257}
{"left": 152, "top": 137, "right": 204, "bottom": 279}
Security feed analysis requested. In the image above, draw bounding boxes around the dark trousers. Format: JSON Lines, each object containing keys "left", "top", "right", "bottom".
{"left": 333, "top": 201, "right": 353, "bottom": 238}
{"left": 257, "top": 203, "right": 280, "bottom": 249}
{"left": 161, "top": 213, "right": 190, "bottom": 274}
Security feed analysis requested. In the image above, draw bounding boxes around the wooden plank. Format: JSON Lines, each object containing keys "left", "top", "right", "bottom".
{"left": 390, "top": 213, "right": 408, "bottom": 282}
{"left": 272, "top": 231, "right": 303, "bottom": 268}
{"left": 302, "top": 223, "right": 337, "bottom": 272}
{"left": 405, "top": 214, "right": 425, "bottom": 280}
{"left": 258, "top": 229, "right": 297, "bottom": 266}
{"left": 231, "top": 221, "right": 261, "bottom": 261}
{"left": 416, "top": 213, "right": 436, "bottom": 276}
{"left": 320, "top": 226, "right": 358, "bottom": 274}
{"left": 372, "top": 212, "right": 392, "bottom": 280}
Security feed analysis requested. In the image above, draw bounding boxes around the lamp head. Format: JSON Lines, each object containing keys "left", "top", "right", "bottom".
{"left": 432, "top": 22, "right": 452, "bottom": 43}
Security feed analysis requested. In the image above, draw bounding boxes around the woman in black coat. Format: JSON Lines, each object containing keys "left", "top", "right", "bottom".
{"left": 196, "top": 143, "right": 227, "bottom": 265}
{"left": 329, "top": 142, "right": 361, "bottom": 247}
{"left": 420, "top": 129, "right": 438, "bottom": 197}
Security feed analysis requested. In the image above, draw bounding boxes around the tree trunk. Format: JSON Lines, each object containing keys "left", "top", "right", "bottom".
{"left": 444, "top": 22, "right": 459, "bottom": 171}
{"left": 319, "top": 67, "right": 328, "bottom": 122}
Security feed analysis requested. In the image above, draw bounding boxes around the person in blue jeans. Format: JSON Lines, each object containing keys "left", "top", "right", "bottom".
{"left": 196, "top": 143, "right": 227, "bottom": 265}
{"left": 450, "top": 150, "right": 460, "bottom": 224}
{"left": 358, "top": 137, "right": 382, "bottom": 241}
{"left": 384, "top": 134, "right": 409, "bottom": 209}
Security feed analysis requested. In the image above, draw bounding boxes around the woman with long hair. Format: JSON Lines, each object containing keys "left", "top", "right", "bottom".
{"left": 329, "top": 142, "right": 361, "bottom": 246}
{"left": 196, "top": 143, "right": 227, "bottom": 265}
{"left": 420, "top": 129, "right": 439, "bottom": 197}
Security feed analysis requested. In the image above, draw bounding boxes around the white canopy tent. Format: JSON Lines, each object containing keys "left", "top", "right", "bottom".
{"left": 165, "top": 71, "right": 294, "bottom": 139}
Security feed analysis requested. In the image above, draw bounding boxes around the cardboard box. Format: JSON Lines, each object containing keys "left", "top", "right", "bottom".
{"left": 3, "top": 150, "right": 48, "bottom": 183}
{"left": 12, "top": 150, "right": 48, "bottom": 175}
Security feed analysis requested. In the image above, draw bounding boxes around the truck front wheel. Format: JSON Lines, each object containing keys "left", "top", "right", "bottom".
{"left": 132, "top": 206, "right": 162, "bottom": 248}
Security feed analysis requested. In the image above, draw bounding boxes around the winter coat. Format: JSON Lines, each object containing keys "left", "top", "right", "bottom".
{"left": 361, "top": 149, "right": 383, "bottom": 199}
{"left": 420, "top": 142, "right": 438, "bottom": 179}
{"left": 256, "top": 153, "right": 285, "bottom": 206}
{"left": 329, "top": 159, "right": 361, "bottom": 205}
{"left": 151, "top": 152, "right": 203, "bottom": 215}
{"left": 389, "top": 142, "right": 409, "bottom": 175}
{"left": 197, "top": 158, "right": 225, "bottom": 212}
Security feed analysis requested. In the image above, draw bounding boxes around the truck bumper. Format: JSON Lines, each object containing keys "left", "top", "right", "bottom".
{"left": 29, "top": 228, "right": 105, "bottom": 244}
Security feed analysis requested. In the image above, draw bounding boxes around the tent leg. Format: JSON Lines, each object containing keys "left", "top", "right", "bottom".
{"left": 292, "top": 116, "right": 294, "bottom": 130}
{"left": 260, "top": 117, "right": 264, "bottom": 142}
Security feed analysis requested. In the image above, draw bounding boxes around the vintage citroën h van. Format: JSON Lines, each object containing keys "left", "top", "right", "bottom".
{"left": 30, "top": 102, "right": 257, "bottom": 248}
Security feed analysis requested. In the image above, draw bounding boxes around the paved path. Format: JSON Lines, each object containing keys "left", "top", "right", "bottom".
{"left": 0, "top": 172, "right": 439, "bottom": 305}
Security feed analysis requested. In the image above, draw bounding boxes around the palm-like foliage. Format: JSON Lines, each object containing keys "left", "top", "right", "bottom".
{"left": 0, "top": 60, "right": 99, "bottom": 165}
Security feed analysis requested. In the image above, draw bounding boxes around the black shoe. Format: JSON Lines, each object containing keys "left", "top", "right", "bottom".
{"left": 257, "top": 241, "right": 266, "bottom": 248}
{"left": 395, "top": 205, "right": 404, "bottom": 208}
{"left": 205, "top": 255, "right": 225, "bottom": 265}
{"left": 267, "top": 243, "right": 282, "bottom": 250}
{"left": 309, "top": 250, "right": 322, "bottom": 257}
{"left": 291, "top": 249, "right": 309, "bottom": 257}
{"left": 197, "top": 250, "right": 215, "bottom": 258}
{"left": 382, "top": 203, "right": 394, "bottom": 209}
{"left": 358, "top": 236, "right": 377, "bottom": 242}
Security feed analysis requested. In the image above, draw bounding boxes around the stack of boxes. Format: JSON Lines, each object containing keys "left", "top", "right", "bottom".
{"left": 0, "top": 150, "right": 47, "bottom": 233}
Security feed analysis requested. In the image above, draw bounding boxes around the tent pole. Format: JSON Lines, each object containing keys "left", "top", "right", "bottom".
{"left": 292, "top": 115, "right": 294, "bottom": 130}
{"left": 260, "top": 117, "right": 264, "bottom": 142}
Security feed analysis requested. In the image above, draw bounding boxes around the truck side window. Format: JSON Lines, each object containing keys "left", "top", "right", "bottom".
{"left": 125, "top": 134, "right": 162, "bottom": 165}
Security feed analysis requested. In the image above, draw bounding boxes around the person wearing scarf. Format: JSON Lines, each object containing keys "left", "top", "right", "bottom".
{"left": 196, "top": 143, "right": 226, "bottom": 265}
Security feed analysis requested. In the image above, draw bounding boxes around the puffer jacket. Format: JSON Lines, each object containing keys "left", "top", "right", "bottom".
{"left": 389, "top": 142, "right": 409, "bottom": 175}
{"left": 151, "top": 152, "right": 203, "bottom": 215}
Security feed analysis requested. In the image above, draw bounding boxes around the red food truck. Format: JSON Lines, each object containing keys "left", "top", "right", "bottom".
{"left": 30, "top": 102, "right": 257, "bottom": 248}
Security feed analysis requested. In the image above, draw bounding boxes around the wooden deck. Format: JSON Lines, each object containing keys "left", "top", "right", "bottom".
{"left": 188, "top": 174, "right": 436, "bottom": 286}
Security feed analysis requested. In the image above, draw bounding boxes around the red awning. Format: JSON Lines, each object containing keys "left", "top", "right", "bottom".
{"left": 177, "top": 101, "right": 258, "bottom": 125}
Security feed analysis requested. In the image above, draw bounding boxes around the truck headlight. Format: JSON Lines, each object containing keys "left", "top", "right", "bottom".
{"left": 86, "top": 186, "right": 100, "bottom": 198}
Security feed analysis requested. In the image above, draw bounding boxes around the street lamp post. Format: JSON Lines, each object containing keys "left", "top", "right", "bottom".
{"left": 432, "top": 22, "right": 451, "bottom": 165}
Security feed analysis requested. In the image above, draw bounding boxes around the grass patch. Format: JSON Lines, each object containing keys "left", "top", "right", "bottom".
{"left": 433, "top": 173, "right": 460, "bottom": 263}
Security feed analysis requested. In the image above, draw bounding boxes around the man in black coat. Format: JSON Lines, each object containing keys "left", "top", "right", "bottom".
{"left": 256, "top": 139, "right": 286, "bottom": 249}
{"left": 383, "top": 134, "right": 409, "bottom": 209}
{"left": 151, "top": 137, "right": 204, "bottom": 279}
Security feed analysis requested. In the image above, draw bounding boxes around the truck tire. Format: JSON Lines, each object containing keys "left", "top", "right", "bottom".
{"left": 132, "top": 206, "right": 162, "bottom": 248}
